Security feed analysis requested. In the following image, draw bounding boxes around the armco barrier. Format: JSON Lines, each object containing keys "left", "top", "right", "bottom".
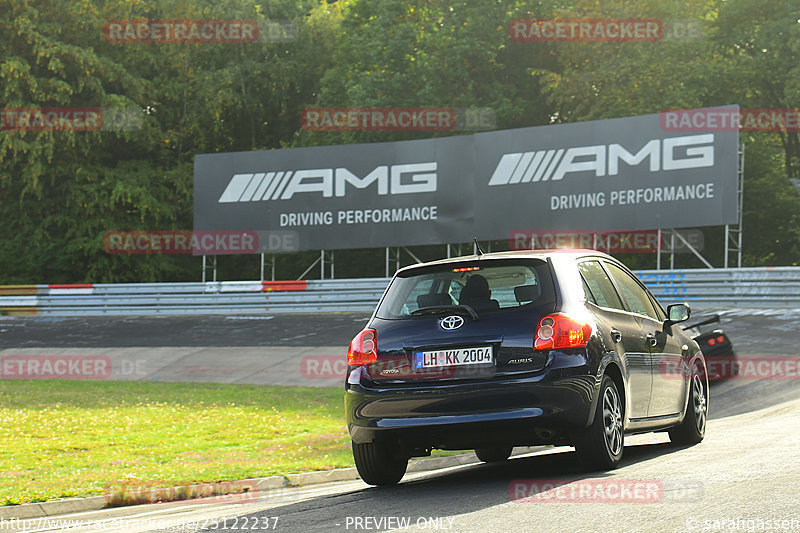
{"left": 637, "top": 267, "right": 800, "bottom": 307}
{"left": 0, "top": 279, "right": 391, "bottom": 316}
{"left": 0, "top": 267, "right": 798, "bottom": 316}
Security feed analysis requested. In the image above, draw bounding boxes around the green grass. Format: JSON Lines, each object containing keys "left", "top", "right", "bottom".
{"left": 0, "top": 380, "right": 355, "bottom": 505}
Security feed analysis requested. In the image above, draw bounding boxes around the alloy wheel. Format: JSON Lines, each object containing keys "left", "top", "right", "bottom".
{"left": 603, "top": 385, "right": 623, "bottom": 456}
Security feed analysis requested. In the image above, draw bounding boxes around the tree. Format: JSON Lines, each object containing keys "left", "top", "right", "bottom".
{"left": 714, "top": 0, "right": 800, "bottom": 179}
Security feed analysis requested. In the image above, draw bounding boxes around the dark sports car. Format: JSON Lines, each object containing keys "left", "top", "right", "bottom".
{"left": 345, "top": 249, "right": 708, "bottom": 486}
{"left": 683, "top": 314, "right": 736, "bottom": 381}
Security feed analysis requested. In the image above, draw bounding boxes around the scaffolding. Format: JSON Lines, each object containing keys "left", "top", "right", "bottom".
{"left": 655, "top": 142, "right": 745, "bottom": 270}
{"left": 724, "top": 143, "right": 746, "bottom": 268}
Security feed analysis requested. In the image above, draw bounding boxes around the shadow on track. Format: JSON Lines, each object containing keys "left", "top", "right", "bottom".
{"left": 212, "top": 441, "right": 691, "bottom": 532}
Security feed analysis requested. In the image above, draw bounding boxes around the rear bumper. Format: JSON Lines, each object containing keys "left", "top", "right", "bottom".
{"left": 345, "top": 355, "right": 598, "bottom": 449}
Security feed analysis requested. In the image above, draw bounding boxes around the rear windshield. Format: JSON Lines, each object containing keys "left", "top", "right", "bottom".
{"left": 376, "top": 259, "right": 555, "bottom": 318}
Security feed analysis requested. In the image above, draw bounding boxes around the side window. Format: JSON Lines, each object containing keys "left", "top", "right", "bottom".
{"left": 577, "top": 261, "right": 624, "bottom": 311}
{"left": 648, "top": 293, "right": 667, "bottom": 321}
{"left": 604, "top": 262, "right": 660, "bottom": 320}
{"left": 400, "top": 279, "right": 435, "bottom": 313}
{"left": 581, "top": 275, "right": 597, "bottom": 305}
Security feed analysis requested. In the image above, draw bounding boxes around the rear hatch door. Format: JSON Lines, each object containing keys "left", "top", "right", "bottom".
{"left": 364, "top": 258, "right": 557, "bottom": 384}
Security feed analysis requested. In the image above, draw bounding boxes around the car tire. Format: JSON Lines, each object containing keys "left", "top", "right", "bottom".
{"left": 574, "top": 375, "right": 624, "bottom": 471}
{"left": 668, "top": 364, "right": 707, "bottom": 445}
{"left": 475, "top": 446, "right": 513, "bottom": 463}
{"left": 352, "top": 441, "right": 408, "bottom": 486}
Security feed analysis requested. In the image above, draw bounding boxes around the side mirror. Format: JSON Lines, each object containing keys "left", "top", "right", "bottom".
{"left": 667, "top": 303, "right": 691, "bottom": 324}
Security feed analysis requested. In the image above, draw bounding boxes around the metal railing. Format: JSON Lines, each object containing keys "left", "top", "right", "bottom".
{"left": 637, "top": 267, "right": 800, "bottom": 307}
{"left": 1, "top": 267, "right": 798, "bottom": 316}
{"left": 0, "top": 279, "right": 390, "bottom": 316}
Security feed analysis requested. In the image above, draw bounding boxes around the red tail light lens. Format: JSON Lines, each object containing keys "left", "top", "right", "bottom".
{"left": 716, "top": 335, "right": 725, "bottom": 343}
{"left": 348, "top": 329, "right": 378, "bottom": 365}
{"left": 708, "top": 338, "right": 716, "bottom": 346}
{"left": 534, "top": 314, "right": 592, "bottom": 350}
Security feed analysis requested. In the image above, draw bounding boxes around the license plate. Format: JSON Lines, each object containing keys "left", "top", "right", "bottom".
{"left": 414, "top": 346, "right": 493, "bottom": 369}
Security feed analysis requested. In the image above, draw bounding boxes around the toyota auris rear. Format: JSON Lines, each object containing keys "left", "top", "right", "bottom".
{"left": 345, "top": 250, "right": 708, "bottom": 485}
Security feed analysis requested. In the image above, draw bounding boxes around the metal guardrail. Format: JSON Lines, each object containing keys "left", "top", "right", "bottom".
{"left": 0, "top": 279, "right": 391, "bottom": 316}
{"left": 0, "top": 267, "right": 798, "bottom": 316}
{"left": 637, "top": 267, "right": 800, "bottom": 307}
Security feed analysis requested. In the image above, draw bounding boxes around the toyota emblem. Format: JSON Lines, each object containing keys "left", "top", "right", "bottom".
{"left": 440, "top": 315, "right": 465, "bottom": 331}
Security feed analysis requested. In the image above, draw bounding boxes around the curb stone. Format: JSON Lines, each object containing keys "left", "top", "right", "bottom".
{"left": 0, "top": 447, "right": 546, "bottom": 520}
{"left": 0, "top": 496, "right": 107, "bottom": 520}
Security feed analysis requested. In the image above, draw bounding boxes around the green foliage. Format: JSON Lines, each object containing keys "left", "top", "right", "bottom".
{"left": 713, "top": 0, "right": 800, "bottom": 179}
{"left": 0, "top": 0, "right": 798, "bottom": 282}
{"left": 740, "top": 134, "right": 800, "bottom": 266}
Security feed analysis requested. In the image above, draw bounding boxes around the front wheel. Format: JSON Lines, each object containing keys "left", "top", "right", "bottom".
{"left": 669, "top": 365, "right": 707, "bottom": 445}
{"left": 352, "top": 441, "right": 408, "bottom": 486}
{"left": 574, "top": 375, "right": 624, "bottom": 471}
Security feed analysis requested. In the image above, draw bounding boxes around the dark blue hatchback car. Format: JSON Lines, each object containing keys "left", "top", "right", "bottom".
{"left": 345, "top": 249, "right": 708, "bottom": 485}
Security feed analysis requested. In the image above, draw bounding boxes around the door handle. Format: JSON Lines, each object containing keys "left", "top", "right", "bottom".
{"left": 610, "top": 329, "right": 622, "bottom": 343}
{"left": 646, "top": 333, "right": 658, "bottom": 347}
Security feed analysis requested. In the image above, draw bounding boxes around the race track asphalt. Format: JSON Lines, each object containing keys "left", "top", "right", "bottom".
{"left": 1, "top": 307, "right": 798, "bottom": 414}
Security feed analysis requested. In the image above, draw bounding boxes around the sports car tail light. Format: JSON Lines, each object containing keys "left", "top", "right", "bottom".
{"left": 717, "top": 335, "right": 725, "bottom": 343}
{"left": 348, "top": 329, "right": 378, "bottom": 365}
{"left": 534, "top": 314, "right": 592, "bottom": 350}
{"left": 708, "top": 338, "right": 716, "bottom": 346}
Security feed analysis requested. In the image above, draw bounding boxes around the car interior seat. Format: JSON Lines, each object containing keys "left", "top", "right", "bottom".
{"left": 417, "top": 293, "right": 453, "bottom": 309}
{"left": 458, "top": 274, "right": 500, "bottom": 311}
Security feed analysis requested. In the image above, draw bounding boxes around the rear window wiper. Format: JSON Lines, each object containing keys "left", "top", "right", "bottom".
{"left": 410, "top": 304, "right": 479, "bottom": 321}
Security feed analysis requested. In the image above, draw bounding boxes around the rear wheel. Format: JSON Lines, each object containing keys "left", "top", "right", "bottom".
{"left": 352, "top": 441, "right": 408, "bottom": 486}
{"left": 574, "top": 375, "right": 624, "bottom": 471}
{"left": 669, "top": 365, "right": 707, "bottom": 445}
{"left": 475, "top": 446, "right": 513, "bottom": 463}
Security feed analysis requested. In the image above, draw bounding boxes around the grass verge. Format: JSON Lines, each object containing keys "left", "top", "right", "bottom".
{"left": 0, "top": 380, "right": 355, "bottom": 505}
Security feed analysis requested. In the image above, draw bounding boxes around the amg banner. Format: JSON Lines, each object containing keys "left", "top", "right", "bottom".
{"left": 193, "top": 107, "right": 739, "bottom": 252}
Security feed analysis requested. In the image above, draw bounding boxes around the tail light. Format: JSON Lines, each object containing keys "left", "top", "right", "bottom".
{"left": 708, "top": 335, "right": 725, "bottom": 346}
{"left": 348, "top": 329, "right": 378, "bottom": 365}
{"left": 534, "top": 314, "right": 592, "bottom": 350}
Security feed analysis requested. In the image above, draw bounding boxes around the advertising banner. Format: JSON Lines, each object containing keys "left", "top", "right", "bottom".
{"left": 193, "top": 107, "right": 739, "bottom": 252}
